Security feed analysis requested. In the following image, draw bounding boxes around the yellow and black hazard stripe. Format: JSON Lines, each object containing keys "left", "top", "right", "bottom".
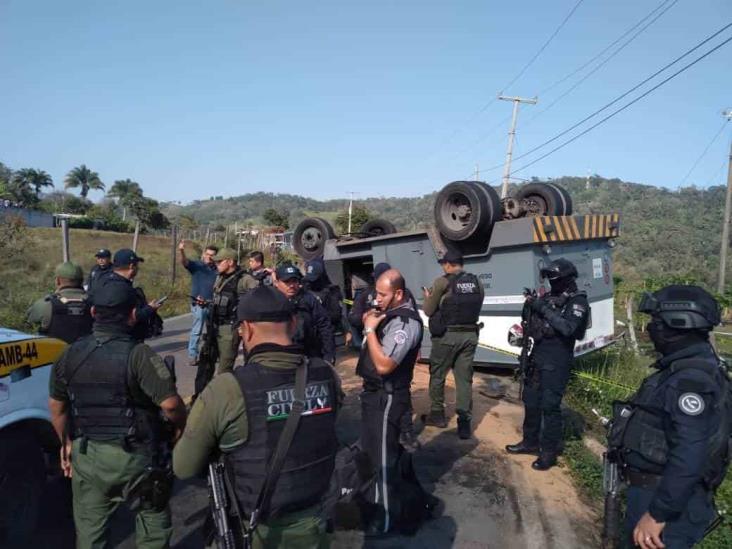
{"left": 532, "top": 213, "right": 620, "bottom": 243}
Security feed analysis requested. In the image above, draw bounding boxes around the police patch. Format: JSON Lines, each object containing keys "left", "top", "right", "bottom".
{"left": 150, "top": 354, "right": 171, "bottom": 380}
{"left": 678, "top": 393, "right": 705, "bottom": 416}
{"left": 572, "top": 303, "right": 586, "bottom": 317}
{"left": 393, "top": 330, "right": 408, "bottom": 345}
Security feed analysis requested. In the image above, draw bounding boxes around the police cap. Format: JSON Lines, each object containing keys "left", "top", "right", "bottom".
{"left": 113, "top": 248, "right": 145, "bottom": 267}
{"left": 373, "top": 262, "right": 391, "bottom": 279}
{"left": 91, "top": 279, "right": 138, "bottom": 310}
{"left": 540, "top": 258, "right": 578, "bottom": 280}
{"left": 213, "top": 248, "right": 237, "bottom": 262}
{"left": 276, "top": 263, "right": 303, "bottom": 281}
{"left": 237, "top": 286, "right": 294, "bottom": 322}
{"left": 94, "top": 248, "right": 111, "bottom": 258}
{"left": 55, "top": 261, "right": 84, "bottom": 281}
{"left": 638, "top": 284, "right": 720, "bottom": 331}
{"left": 438, "top": 249, "right": 463, "bottom": 265}
{"left": 304, "top": 259, "right": 325, "bottom": 282}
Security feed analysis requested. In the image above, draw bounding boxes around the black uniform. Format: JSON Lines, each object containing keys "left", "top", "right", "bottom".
{"left": 356, "top": 303, "right": 431, "bottom": 534}
{"left": 521, "top": 285, "right": 588, "bottom": 455}
{"left": 86, "top": 263, "right": 112, "bottom": 294}
{"left": 93, "top": 271, "right": 160, "bottom": 342}
{"left": 608, "top": 285, "right": 729, "bottom": 547}
{"left": 290, "top": 290, "right": 336, "bottom": 363}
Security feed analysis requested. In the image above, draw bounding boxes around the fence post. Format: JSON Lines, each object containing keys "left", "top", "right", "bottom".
{"left": 171, "top": 225, "right": 178, "bottom": 284}
{"left": 132, "top": 220, "right": 141, "bottom": 252}
{"left": 60, "top": 218, "right": 70, "bottom": 262}
{"left": 625, "top": 295, "right": 640, "bottom": 355}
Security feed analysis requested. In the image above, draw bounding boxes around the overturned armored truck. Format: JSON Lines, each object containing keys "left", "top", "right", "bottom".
{"left": 292, "top": 181, "right": 620, "bottom": 368}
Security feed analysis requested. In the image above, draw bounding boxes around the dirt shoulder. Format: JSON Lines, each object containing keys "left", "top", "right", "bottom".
{"left": 333, "top": 352, "right": 600, "bottom": 548}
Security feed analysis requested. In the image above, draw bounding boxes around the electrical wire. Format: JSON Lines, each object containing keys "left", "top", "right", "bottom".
{"left": 538, "top": 0, "right": 675, "bottom": 98}
{"left": 526, "top": 0, "right": 678, "bottom": 125}
{"left": 509, "top": 22, "right": 732, "bottom": 167}
{"left": 511, "top": 32, "right": 732, "bottom": 175}
{"left": 679, "top": 119, "right": 730, "bottom": 186}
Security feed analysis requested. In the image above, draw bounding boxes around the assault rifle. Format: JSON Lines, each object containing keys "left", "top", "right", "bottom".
{"left": 517, "top": 287, "right": 538, "bottom": 386}
{"left": 208, "top": 460, "right": 237, "bottom": 549}
{"left": 196, "top": 297, "right": 219, "bottom": 374}
{"left": 593, "top": 409, "right": 622, "bottom": 549}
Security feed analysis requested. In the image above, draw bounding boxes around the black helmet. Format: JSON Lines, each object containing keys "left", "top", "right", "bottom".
{"left": 638, "top": 285, "right": 720, "bottom": 331}
{"left": 540, "top": 258, "right": 578, "bottom": 281}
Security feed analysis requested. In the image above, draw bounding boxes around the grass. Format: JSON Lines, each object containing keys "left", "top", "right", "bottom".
{"left": 565, "top": 344, "right": 732, "bottom": 547}
{"left": 0, "top": 223, "right": 215, "bottom": 331}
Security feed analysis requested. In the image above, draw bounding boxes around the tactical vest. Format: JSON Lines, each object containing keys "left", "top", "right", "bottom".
{"left": 440, "top": 272, "right": 483, "bottom": 326}
{"left": 291, "top": 294, "right": 321, "bottom": 359}
{"left": 213, "top": 270, "right": 243, "bottom": 323}
{"left": 527, "top": 290, "right": 588, "bottom": 342}
{"left": 311, "top": 285, "right": 343, "bottom": 328}
{"left": 251, "top": 269, "right": 271, "bottom": 286}
{"left": 64, "top": 335, "right": 162, "bottom": 447}
{"left": 46, "top": 293, "right": 93, "bottom": 344}
{"left": 608, "top": 356, "right": 731, "bottom": 489}
{"left": 356, "top": 306, "right": 423, "bottom": 391}
{"left": 227, "top": 356, "right": 338, "bottom": 519}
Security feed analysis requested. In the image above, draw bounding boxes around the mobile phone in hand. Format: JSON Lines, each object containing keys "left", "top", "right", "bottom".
{"left": 155, "top": 295, "right": 168, "bottom": 305}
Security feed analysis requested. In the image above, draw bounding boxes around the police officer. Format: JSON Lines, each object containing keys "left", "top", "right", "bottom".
{"left": 506, "top": 258, "right": 589, "bottom": 470}
{"left": 423, "top": 250, "right": 484, "bottom": 439}
{"left": 357, "top": 268, "right": 428, "bottom": 534}
{"left": 348, "top": 262, "right": 392, "bottom": 348}
{"left": 173, "top": 286, "right": 339, "bottom": 548}
{"left": 86, "top": 248, "right": 112, "bottom": 293}
{"left": 26, "top": 261, "right": 92, "bottom": 343}
{"left": 248, "top": 250, "right": 273, "bottom": 285}
{"left": 97, "top": 249, "right": 164, "bottom": 342}
{"left": 194, "top": 248, "right": 258, "bottom": 396}
{"left": 274, "top": 263, "right": 336, "bottom": 363}
{"left": 304, "top": 257, "right": 349, "bottom": 336}
{"left": 47, "top": 280, "right": 187, "bottom": 549}
{"left": 607, "top": 285, "right": 727, "bottom": 548}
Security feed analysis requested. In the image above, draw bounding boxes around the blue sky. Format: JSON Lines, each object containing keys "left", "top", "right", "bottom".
{"left": 1, "top": 0, "right": 730, "bottom": 203}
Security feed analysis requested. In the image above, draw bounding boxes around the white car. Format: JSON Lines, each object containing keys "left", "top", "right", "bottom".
{"left": 0, "top": 327, "right": 66, "bottom": 545}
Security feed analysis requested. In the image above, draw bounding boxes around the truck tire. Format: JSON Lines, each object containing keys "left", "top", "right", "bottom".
{"left": 360, "top": 218, "right": 397, "bottom": 237}
{"left": 293, "top": 217, "right": 336, "bottom": 260}
{"left": 434, "top": 181, "right": 495, "bottom": 242}
{"left": 515, "top": 183, "right": 565, "bottom": 217}
{"left": 546, "top": 183, "right": 573, "bottom": 215}
{"left": 0, "top": 431, "right": 44, "bottom": 547}
{"left": 472, "top": 181, "right": 501, "bottom": 232}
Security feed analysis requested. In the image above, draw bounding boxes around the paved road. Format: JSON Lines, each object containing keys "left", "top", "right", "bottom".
{"left": 36, "top": 315, "right": 598, "bottom": 548}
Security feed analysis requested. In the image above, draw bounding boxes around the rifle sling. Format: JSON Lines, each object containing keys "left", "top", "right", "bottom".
{"left": 247, "top": 357, "right": 309, "bottom": 534}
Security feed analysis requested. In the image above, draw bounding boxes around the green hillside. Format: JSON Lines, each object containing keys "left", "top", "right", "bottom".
{"left": 162, "top": 176, "right": 728, "bottom": 290}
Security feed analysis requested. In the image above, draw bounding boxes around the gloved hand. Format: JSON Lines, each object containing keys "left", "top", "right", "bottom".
{"left": 529, "top": 298, "right": 548, "bottom": 315}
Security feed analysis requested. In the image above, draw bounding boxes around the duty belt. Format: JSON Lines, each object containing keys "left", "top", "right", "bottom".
{"left": 625, "top": 470, "right": 662, "bottom": 489}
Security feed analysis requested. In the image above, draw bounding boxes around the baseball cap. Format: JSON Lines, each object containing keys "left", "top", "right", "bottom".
{"left": 237, "top": 286, "right": 294, "bottom": 322}
{"left": 304, "top": 259, "right": 325, "bottom": 282}
{"left": 113, "top": 248, "right": 145, "bottom": 267}
{"left": 55, "top": 261, "right": 84, "bottom": 281}
{"left": 213, "top": 248, "right": 237, "bottom": 262}
{"left": 95, "top": 248, "right": 112, "bottom": 258}
{"left": 373, "top": 262, "right": 391, "bottom": 280}
{"left": 91, "top": 279, "right": 138, "bottom": 310}
{"left": 276, "top": 263, "right": 303, "bottom": 281}
{"left": 438, "top": 249, "right": 463, "bottom": 265}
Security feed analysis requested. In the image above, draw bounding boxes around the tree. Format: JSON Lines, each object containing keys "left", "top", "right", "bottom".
{"left": 263, "top": 208, "right": 290, "bottom": 229}
{"left": 12, "top": 168, "right": 53, "bottom": 195}
{"left": 64, "top": 164, "right": 104, "bottom": 198}
{"left": 335, "top": 205, "right": 369, "bottom": 234}
{"left": 39, "top": 191, "right": 92, "bottom": 214}
{"left": 108, "top": 179, "right": 143, "bottom": 220}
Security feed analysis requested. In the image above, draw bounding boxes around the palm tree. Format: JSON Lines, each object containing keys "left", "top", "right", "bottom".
{"left": 64, "top": 164, "right": 104, "bottom": 198}
{"left": 108, "top": 179, "right": 143, "bottom": 220}
{"left": 12, "top": 168, "right": 54, "bottom": 195}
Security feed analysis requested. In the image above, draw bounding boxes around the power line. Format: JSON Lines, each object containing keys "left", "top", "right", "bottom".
{"left": 509, "top": 22, "right": 732, "bottom": 167}
{"left": 499, "top": 0, "right": 586, "bottom": 94}
{"left": 679, "top": 119, "right": 730, "bottom": 186}
{"left": 511, "top": 31, "right": 732, "bottom": 175}
{"left": 537, "top": 0, "right": 675, "bottom": 98}
{"left": 526, "top": 0, "right": 678, "bottom": 125}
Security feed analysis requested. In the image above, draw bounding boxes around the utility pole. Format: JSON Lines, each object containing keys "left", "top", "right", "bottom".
{"left": 473, "top": 164, "right": 480, "bottom": 181}
{"left": 717, "top": 109, "right": 732, "bottom": 294}
{"left": 498, "top": 95, "right": 537, "bottom": 198}
{"left": 347, "top": 192, "right": 358, "bottom": 234}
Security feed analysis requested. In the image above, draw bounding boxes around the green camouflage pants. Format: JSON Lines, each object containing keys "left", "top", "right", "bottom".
{"left": 71, "top": 439, "right": 171, "bottom": 549}
{"left": 429, "top": 330, "right": 478, "bottom": 418}
{"left": 216, "top": 323, "right": 240, "bottom": 373}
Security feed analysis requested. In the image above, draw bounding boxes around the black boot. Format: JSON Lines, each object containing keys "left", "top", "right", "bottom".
{"left": 505, "top": 440, "right": 540, "bottom": 455}
{"left": 457, "top": 415, "right": 471, "bottom": 439}
{"left": 424, "top": 410, "right": 448, "bottom": 428}
{"left": 531, "top": 452, "right": 558, "bottom": 471}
